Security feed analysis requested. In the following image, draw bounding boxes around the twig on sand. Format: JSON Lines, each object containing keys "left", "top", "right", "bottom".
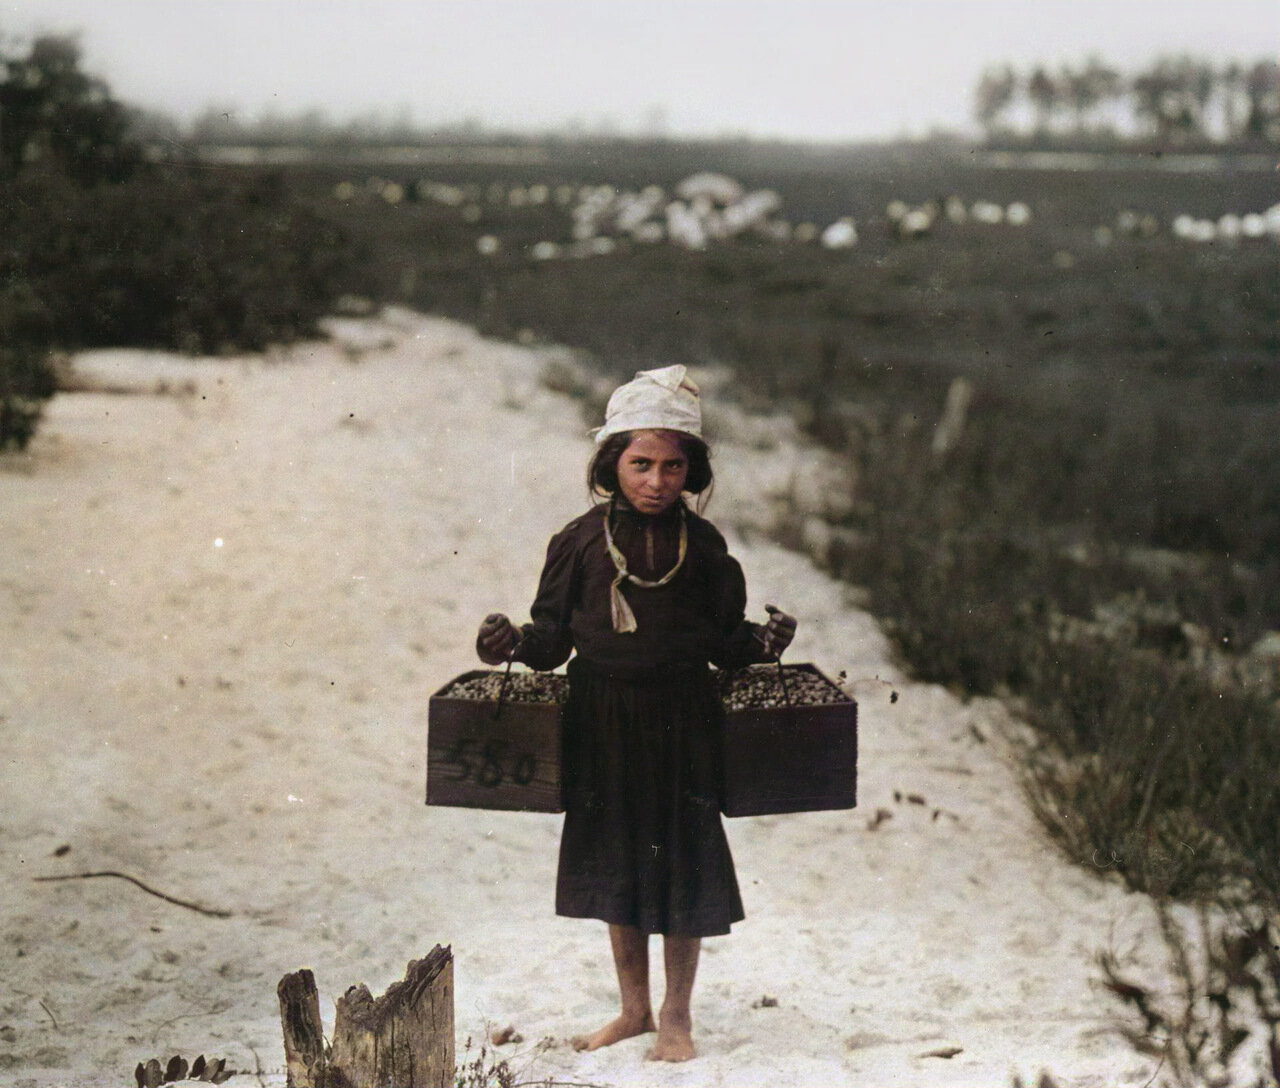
{"left": 33, "top": 870, "right": 233, "bottom": 918}
{"left": 248, "top": 1045, "right": 267, "bottom": 1088}
{"left": 149, "top": 1002, "right": 233, "bottom": 1045}
{"left": 14, "top": 990, "right": 61, "bottom": 1031}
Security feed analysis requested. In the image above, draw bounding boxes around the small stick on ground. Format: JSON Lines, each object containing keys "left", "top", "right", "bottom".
{"left": 248, "top": 1045, "right": 267, "bottom": 1088}
{"left": 149, "top": 1002, "right": 233, "bottom": 1045}
{"left": 33, "top": 871, "right": 233, "bottom": 918}
{"left": 14, "top": 990, "right": 60, "bottom": 1031}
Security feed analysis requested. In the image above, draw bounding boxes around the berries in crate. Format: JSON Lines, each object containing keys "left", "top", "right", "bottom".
{"left": 716, "top": 663, "right": 858, "bottom": 817}
{"left": 426, "top": 663, "right": 856, "bottom": 816}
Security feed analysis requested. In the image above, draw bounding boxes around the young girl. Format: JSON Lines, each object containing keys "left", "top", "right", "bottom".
{"left": 475, "top": 365, "right": 796, "bottom": 1063}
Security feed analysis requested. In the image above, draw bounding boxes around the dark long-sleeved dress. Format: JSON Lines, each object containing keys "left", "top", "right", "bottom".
{"left": 513, "top": 497, "right": 771, "bottom": 937}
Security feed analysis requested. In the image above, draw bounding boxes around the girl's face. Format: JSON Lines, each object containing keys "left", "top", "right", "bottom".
{"left": 617, "top": 430, "right": 689, "bottom": 515}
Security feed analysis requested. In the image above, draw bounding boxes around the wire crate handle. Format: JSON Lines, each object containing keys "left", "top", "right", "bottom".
{"left": 492, "top": 640, "right": 520, "bottom": 721}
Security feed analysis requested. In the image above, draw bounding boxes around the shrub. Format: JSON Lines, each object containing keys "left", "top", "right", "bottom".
{"left": 1019, "top": 639, "right": 1279, "bottom": 901}
{"left": 4, "top": 167, "right": 361, "bottom": 356}
{"left": 0, "top": 342, "right": 56, "bottom": 451}
{"left": 1101, "top": 899, "right": 1279, "bottom": 1087}
{"left": 1, "top": 32, "right": 138, "bottom": 448}
{"left": 0, "top": 35, "right": 366, "bottom": 449}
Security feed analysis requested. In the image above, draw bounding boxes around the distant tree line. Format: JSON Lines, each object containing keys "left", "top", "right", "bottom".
{"left": 154, "top": 54, "right": 1280, "bottom": 152}
{"left": 974, "top": 55, "right": 1280, "bottom": 146}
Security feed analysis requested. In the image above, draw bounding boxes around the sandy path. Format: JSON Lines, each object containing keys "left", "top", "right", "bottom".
{"left": 1, "top": 310, "right": 1164, "bottom": 1087}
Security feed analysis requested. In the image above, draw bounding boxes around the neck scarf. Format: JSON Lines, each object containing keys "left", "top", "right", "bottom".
{"left": 602, "top": 501, "right": 688, "bottom": 633}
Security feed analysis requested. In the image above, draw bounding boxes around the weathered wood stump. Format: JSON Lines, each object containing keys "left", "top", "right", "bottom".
{"left": 278, "top": 969, "right": 327, "bottom": 1087}
{"left": 278, "top": 946, "right": 454, "bottom": 1088}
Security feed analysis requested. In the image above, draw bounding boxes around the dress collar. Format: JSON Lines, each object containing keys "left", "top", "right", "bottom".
{"left": 602, "top": 499, "right": 688, "bottom": 633}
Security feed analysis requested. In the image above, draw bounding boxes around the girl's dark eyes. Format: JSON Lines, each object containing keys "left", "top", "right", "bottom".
{"left": 627, "top": 458, "right": 685, "bottom": 470}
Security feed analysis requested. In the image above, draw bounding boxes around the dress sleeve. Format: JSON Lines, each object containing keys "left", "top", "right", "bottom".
{"left": 513, "top": 524, "right": 579, "bottom": 671}
{"left": 702, "top": 522, "right": 772, "bottom": 670}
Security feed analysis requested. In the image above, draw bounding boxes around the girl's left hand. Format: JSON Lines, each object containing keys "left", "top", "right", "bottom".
{"left": 762, "top": 604, "right": 797, "bottom": 658}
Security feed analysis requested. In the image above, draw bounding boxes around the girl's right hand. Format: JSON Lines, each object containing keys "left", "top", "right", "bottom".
{"left": 762, "top": 604, "right": 797, "bottom": 658}
{"left": 476, "top": 613, "right": 520, "bottom": 665}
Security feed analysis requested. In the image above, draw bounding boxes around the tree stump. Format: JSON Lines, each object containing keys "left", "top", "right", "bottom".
{"left": 278, "top": 946, "right": 454, "bottom": 1088}
{"left": 278, "top": 969, "right": 326, "bottom": 1087}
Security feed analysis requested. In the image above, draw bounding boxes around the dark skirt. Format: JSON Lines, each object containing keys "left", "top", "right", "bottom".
{"left": 555, "top": 657, "right": 745, "bottom": 937}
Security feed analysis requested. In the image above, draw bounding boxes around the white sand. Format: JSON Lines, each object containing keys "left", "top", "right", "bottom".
{"left": 1, "top": 310, "right": 1168, "bottom": 1087}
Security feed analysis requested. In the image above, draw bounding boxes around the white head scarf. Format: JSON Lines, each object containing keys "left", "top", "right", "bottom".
{"left": 594, "top": 364, "right": 702, "bottom": 445}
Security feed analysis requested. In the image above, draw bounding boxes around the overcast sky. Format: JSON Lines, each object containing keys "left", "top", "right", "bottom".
{"left": 1, "top": 0, "right": 1275, "bottom": 141}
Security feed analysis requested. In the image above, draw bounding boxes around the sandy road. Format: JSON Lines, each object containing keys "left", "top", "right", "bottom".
{"left": 1, "top": 310, "right": 1164, "bottom": 1087}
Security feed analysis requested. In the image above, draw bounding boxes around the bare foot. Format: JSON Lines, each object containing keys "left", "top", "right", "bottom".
{"left": 647, "top": 1013, "right": 696, "bottom": 1062}
{"left": 570, "top": 1010, "right": 656, "bottom": 1052}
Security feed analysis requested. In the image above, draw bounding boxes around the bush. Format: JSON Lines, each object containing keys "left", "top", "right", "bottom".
{"left": 822, "top": 403, "right": 1278, "bottom": 903}
{"left": 3, "top": 167, "right": 361, "bottom": 356}
{"left": 0, "top": 342, "right": 56, "bottom": 451}
{"left": 1, "top": 32, "right": 138, "bottom": 448}
{"left": 0, "top": 35, "right": 366, "bottom": 449}
{"left": 1, "top": 165, "right": 363, "bottom": 447}
{"left": 1020, "top": 640, "right": 1279, "bottom": 901}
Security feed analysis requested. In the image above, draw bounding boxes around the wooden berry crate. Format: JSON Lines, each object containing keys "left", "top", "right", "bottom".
{"left": 719, "top": 663, "right": 858, "bottom": 817}
{"left": 426, "top": 663, "right": 857, "bottom": 816}
{"left": 425, "top": 670, "right": 564, "bottom": 813}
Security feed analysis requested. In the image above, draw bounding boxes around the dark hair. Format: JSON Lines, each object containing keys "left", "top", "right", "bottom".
{"left": 588, "top": 430, "right": 714, "bottom": 503}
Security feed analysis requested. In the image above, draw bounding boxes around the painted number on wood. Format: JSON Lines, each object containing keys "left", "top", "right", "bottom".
{"left": 444, "top": 736, "right": 538, "bottom": 789}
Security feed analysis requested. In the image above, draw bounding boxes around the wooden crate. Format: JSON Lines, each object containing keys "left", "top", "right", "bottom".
{"left": 720, "top": 664, "right": 858, "bottom": 817}
{"left": 426, "top": 664, "right": 857, "bottom": 817}
{"left": 425, "top": 670, "right": 564, "bottom": 813}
